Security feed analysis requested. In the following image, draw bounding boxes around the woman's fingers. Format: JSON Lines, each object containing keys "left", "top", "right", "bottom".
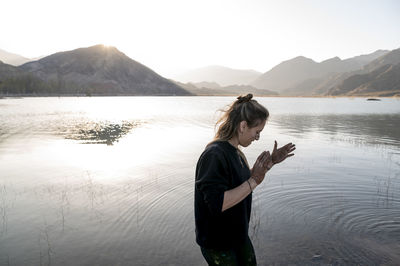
{"left": 264, "top": 151, "right": 271, "bottom": 161}
{"left": 263, "top": 152, "right": 273, "bottom": 169}
{"left": 270, "top": 142, "right": 296, "bottom": 164}
{"left": 281, "top": 143, "right": 296, "bottom": 154}
{"left": 255, "top": 151, "right": 273, "bottom": 172}
{"left": 283, "top": 143, "right": 294, "bottom": 151}
{"left": 286, "top": 145, "right": 295, "bottom": 153}
{"left": 256, "top": 151, "right": 267, "bottom": 162}
{"left": 259, "top": 151, "right": 269, "bottom": 163}
{"left": 254, "top": 151, "right": 266, "bottom": 170}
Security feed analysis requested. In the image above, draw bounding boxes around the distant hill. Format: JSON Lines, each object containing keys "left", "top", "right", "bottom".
{"left": 251, "top": 56, "right": 319, "bottom": 93}
{"left": 362, "top": 48, "right": 400, "bottom": 72}
{"left": 252, "top": 50, "right": 389, "bottom": 94}
{"left": 192, "top": 81, "right": 221, "bottom": 90}
{"left": 0, "top": 48, "right": 31, "bottom": 66}
{"left": 281, "top": 70, "right": 364, "bottom": 96}
{"left": 344, "top": 50, "right": 389, "bottom": 70}
{"left": 174, "top": 65, "right": 262, "bottom": 86}
{"left": 327, "top": 63, "right": 400, "bottom": 97}
{"left": 175, "top": 80, "right": 278, "bottom": 96}
{"left": 16, "top": 45, "right": 191, "bottom": 96}
{"left": 324, "top": 48, "right": 400, "bottom": 97}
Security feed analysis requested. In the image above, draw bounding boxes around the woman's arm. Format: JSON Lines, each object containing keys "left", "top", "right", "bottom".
{"left": 221, "top": 142, "right": 296, "bottom": 212}
{"left": 221, "top": 151, "right": 272, "bottom": 212}
{"left": 222, "top": 177, "right": 258, "bottom": 211}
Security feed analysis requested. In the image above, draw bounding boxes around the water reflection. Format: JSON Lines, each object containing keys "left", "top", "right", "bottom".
{"left": 271, "top": 114, "right": 400, "bottom": 146}
{"left": 60, "top": 120, "right": 141, "bottom": 145}
{"left": 1, "top": 97, "right": 400, "bottom": 265}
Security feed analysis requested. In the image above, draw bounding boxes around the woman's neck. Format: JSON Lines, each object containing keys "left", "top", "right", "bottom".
{"left": 228, "top": 137, "right": 239, "bottom": 149}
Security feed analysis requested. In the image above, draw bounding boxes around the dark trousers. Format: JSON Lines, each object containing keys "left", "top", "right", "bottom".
{"left": 200, "top": 236, "right": 257, "bottom": 266}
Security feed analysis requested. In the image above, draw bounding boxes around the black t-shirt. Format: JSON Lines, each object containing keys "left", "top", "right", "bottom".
{"left": 194, "top": 140, "right": 252, "bottom": 249}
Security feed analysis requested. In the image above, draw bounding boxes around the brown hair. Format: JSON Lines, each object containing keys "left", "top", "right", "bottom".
{"left": 214, "top": 93, "right": 269, "bottom": 141}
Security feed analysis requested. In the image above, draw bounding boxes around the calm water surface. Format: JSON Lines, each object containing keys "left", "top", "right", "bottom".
{"left": 0, "top": 97, "right": 399, "bottom": 265}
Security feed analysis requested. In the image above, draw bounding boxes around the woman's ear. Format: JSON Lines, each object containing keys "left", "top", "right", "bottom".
{"left": 239, "top": 121, "right": 247, "bottom": 134}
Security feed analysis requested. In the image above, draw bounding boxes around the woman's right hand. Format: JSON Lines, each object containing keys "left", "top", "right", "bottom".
{"left": 251, "top": 151, "right": 273, "bottom": 185}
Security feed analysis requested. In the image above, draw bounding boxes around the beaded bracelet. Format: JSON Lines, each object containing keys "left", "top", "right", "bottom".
{"left": 246, "top": 179, "right": 253, "bottom": 192}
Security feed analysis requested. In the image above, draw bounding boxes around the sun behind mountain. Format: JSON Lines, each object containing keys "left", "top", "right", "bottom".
{"left": 19, "top": 44, "right": 191, "bottom": 96}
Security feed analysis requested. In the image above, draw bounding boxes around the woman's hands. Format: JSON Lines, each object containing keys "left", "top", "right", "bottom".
{"left": 222, "top": 141, "right": 296, "bottom": 211}
{"left": 271, "top": 141, "right": 296, "bottom": 165}
{"left": 251, "top": 151, "right": 273, "bottom": 185}
{"left": 251, "top": 141, "right": 296, "bottom": 186}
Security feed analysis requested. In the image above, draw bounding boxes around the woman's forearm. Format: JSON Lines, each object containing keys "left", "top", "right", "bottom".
{"left": 222, "top": 178, "right": 257, "bottom": 212}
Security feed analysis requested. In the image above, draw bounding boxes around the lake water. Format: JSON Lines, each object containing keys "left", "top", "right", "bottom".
{"left": 0, "top": 96, "right": 399, "bottom": 265}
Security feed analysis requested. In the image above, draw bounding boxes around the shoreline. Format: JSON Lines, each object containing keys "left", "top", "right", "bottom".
{"left": 1, "top": 94, "right": 399, "bottom": 99}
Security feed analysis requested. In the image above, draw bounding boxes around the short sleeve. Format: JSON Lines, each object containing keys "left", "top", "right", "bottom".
{"left": 195, "top": 150, "right": 230, "bottom": 216}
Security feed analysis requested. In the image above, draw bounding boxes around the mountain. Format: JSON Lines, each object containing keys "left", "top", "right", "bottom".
{"left": 2, "top": 45, "right": 397, "bottom": 97}
{"left": 0, "top": 49, "right": 31, "bottom": 66}
{"left": 343, "top": 50, "right": 389, "bottom": 70}
{"left": 324, "top": 48, "right": 400, "bottom": 96}
{"left": 252, "top": 50, "right": 389, "bottom": 94}
{"left": 0, "top": 60, "right": 23, "bottom": 77}
{"left": 362, "top": 48, "right": 400, "bottom": 72}
{"left": 174, "top": 65, "right": 262, "bottom": 86}
{"left": 281, "top": 70, "right": 364, "bottom": 96}
{"left": 0, "top": 60, "right": 53, "bottom": 94}
{"left": 327, "top": 63, "right": 400, "bottom": 96}
{"left": 18, "top": 45, "right": 191, "bottom": 96}
{"left": 251, "top": 56, "right": 319, "bottom": 93}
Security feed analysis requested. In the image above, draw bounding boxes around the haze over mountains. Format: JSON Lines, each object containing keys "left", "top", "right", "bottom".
{"left": 0, "top": 48, "right": 31, "bottom": 66}
{"left": 174, "top": 66, "right": 262, "bottom": 86}
{"left": 178, "top": 48, "right": 400, "bottom": 97}
{"left": 252, "top": 51, "right": 387, "bottom": 92}
{"left": 174, "top": 80, "right": 278, "bottom": 96}
{"left": 0, "top": 45, "right": 399, "bottom": 97}
{"left": 283, "top": 49, "right": 400, "bottom": 96}
{"left": 250, "top": 50, "right": 392, "bottom": 95}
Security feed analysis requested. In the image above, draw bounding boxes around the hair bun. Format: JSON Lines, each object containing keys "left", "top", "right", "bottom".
{"left": 237, "top": 93, "right": 253, "bottom": 103}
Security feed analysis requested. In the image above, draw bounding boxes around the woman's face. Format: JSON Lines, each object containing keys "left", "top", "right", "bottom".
{"left": 239, "top": 119, "right": 266, "bottom": 147}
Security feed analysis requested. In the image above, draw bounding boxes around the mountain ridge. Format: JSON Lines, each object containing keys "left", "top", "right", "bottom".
{"left": 1, "top": 45, "right": 398, "bottom": 97}
{"left": 174, "top": 80, "right": 278, "bottom": 96}
{"left": 2, "top": 44, "right": 191, "bottom": 96}
{"left": 327, "top": 61, "right": 400, "bottom": 96}
{"left": 251, "top": 50, "right": 390, "bottom": 94}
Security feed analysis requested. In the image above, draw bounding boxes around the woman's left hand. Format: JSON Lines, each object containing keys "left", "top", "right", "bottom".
{"left": 251, "top": 151, "right": 273, "bottom": 185}
{"left": 271, "top": 141, "right": 296, "bottom": 165}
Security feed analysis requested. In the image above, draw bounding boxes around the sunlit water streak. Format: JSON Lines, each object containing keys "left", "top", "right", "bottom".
{"left": 0, "top": 96, "right": 399, "bottom": 265}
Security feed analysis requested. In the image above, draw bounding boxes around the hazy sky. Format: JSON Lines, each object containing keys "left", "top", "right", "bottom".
{"left": 1, "top": 0, "right": 399, "bottom": 77}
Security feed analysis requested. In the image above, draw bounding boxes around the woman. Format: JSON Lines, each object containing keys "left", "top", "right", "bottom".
{"left": 194, "top": 94, "right": 295, "bottom": 265}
